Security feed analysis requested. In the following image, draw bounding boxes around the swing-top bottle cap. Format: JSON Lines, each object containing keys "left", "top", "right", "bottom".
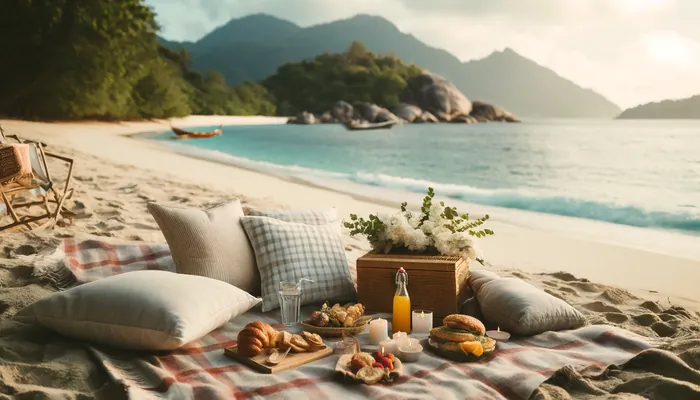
{"left": 398, "top": 267, "right": 406, "bottom": 273}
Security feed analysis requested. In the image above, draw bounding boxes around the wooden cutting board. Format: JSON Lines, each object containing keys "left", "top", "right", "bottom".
{"left": 224, "top": 345, "right": 334, "bottom": 374}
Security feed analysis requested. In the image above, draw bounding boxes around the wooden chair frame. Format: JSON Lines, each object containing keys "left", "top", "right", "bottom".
{"left": 0, "top": 130, "right": 75, "bottom": 232}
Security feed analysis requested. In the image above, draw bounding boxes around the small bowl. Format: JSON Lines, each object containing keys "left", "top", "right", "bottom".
{"left": 397, "top": 343, "right": 423, "bottom": 362}
{"left": 486, "top": 330, "right": 511, "bottom": 342}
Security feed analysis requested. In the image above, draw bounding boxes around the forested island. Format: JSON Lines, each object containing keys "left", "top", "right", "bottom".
{"left": 617, "top": 95, "right": 700, "bottom": 119}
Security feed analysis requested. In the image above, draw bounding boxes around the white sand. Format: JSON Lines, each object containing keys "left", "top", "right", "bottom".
{"left": 3, "top": 117, "right": 698, "bottom": 306}
{"left": 1, "top": 116, "right": 700, "bottom": 399}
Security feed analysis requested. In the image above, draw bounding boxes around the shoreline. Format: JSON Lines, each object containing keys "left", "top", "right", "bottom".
{"left": 2, "top": 117, "right": 699, "bottom": 308}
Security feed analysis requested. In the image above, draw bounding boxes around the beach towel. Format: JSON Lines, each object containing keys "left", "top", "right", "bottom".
{"left": 39, "top": 238, "right": 655, "bottom": 400}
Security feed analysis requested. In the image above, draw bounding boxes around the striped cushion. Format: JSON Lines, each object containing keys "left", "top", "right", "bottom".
{"left": 241, "top": 215, "right": 356, "bottom": 312}
{"left": 245, "top": 207, "right": 338, "bottom": 225}
{"left": 147, "top": 199, "right": 260, "bottom": 296}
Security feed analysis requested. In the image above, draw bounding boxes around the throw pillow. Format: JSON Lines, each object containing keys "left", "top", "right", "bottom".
{"left": 240, "top": 215, "right": 356, "bottom": 312}
{"left": 245, "top": 207, "right": 338, "bottom": 225}
{"left": 475, "top": 277, "right": 586, "bottom": 336}
{"left": 468, "top": 269, "right": 502, "bottom": 293}
{"left": 14, "top": 270, "right": 261, "bottom": 351}
{"left": 147, "top": 199, "right": 260, "bottom": 295}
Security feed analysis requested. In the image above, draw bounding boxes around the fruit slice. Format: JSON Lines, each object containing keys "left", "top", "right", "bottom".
{"left": 356, "top": 365, "right": 385, "bottom": 385}
{"left": 460, "top": 341, "right": 484, "bottom": 357}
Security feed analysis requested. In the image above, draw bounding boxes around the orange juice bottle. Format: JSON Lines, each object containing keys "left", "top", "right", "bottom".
{"left": 392, "top": 267, "right": 411, "bottom": 333}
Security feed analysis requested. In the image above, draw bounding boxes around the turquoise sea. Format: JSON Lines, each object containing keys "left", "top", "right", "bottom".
{"left": 151, "top": 119, "right": 700, "bottom": 237}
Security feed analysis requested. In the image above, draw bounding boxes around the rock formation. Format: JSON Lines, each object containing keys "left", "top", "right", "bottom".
{"left": 401, "top": 72, "right": 473, "bottom": 121}
{"left": 285, "top": 71, "right": 520, "bottom": 125}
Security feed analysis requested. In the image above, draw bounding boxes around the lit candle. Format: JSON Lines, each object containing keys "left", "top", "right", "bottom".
{"left": 393, "top": 331, "right": 408, "bottom": 349}
{"left": 379, "top": 339, "right": 396, "bottom": 355}
{"left": 411, "top": 310, "right": 433, "bottom": 334}
{"left": 369, "top": 318, "right": 389, "bottom": 345}
{"left": 397, "top": 339, "right": 423, "bottom": 362}
{"left": 486, "top": 327, "right": 511, "bottom": 342}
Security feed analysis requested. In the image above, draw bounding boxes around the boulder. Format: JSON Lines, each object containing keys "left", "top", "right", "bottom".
{"left": 357, "top": 103, "right": 400, "bottom": 123}
{"left": 393, "top": 103, "right": 423, "bottom": 122}
{"left": 287, "top": 111, "right": 316, "bottom": 125}
{"left": 470, "top": 101, "right": 521, "bottom": 123}
{"left": 450, "top": 114, "right": 478, "bottom": 124}
{"left": 401, "top": 72, "right": 472, "bottom": 122}
{"left": 417, "top": 111, "right": 439, "bottom": 123}
{"left": 330, "top": 101, "right": 355, "bottom": 123}
{"left": 319, "top": 111, "right": 334, "bottom": 124}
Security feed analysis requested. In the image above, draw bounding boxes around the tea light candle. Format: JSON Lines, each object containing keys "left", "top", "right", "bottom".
{"left": 397, "top": 340, "right": 423, "bottom": 362}
{"left": 486, "top": 327, "right": 511, "bottom": 342}
{"left": 379, "top": 339, "right": 397, "bottom": 355}
{"left": 369, "top": 318, "right": 389, "bottom": 345}
{"left": 412, "top": 310, "right": 433, "bottom": 334}
{"left": 393, "top": 331, "right": 408, "bottom": 348}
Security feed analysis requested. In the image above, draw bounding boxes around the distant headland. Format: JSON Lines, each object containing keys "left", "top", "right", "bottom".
{"left": 616, "top": 95, "right": 700, "bottom": 119}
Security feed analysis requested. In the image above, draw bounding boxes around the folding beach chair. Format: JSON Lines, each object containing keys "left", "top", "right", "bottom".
{"left": 0, "top": 126, "right": 75, "bottom": 231}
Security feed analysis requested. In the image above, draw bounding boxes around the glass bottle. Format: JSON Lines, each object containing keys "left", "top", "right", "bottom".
{"left": 392, "top": 267, "right": 411, "bottom": 333}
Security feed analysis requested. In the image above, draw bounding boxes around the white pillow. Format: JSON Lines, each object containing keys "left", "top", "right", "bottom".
{"left": 14, "top": 270, "right": 261, "bottom": 351}
{"left": 147, "top": 199, "right": 260, "bottom": 296}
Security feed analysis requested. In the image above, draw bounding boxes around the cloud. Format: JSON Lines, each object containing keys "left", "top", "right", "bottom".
{"left": 146, "top": 0, "right": 700, "bottom": 107}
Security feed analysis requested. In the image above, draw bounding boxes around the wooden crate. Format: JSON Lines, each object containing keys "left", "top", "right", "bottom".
{"left": 356, "top": 252, "right": 471, "bottom": 328}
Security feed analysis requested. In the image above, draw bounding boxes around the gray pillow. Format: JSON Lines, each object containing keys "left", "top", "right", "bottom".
{"left": 475, "top": 277, "right": 586, "bottom": 336}
{"left": 245, "top": 207, "right": 338, "bottom": 225}
{"left": 240, "top": 215, "right": 356, "bottom": 312}
{"left": 468, "top": 269, "right": 501, "bottom": 293}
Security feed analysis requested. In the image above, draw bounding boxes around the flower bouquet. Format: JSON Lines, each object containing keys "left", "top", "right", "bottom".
{"left": 344, "top": 187, "right": 494, "bottom": 262}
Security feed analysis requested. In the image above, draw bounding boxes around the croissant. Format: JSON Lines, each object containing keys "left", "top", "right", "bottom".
{"left": 237, "top": 321, "right": 278, "bottom": 357}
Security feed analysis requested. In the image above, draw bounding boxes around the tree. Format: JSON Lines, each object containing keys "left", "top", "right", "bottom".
{"left": 263, "top": 41, "right": 422, "bottom": 115}
{"left": 0, "top": 0, "right": 161, "bottom": 119}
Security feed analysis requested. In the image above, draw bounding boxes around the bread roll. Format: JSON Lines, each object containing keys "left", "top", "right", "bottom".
{"left": 442, "top": 314, "right": 486, "bottom": 336}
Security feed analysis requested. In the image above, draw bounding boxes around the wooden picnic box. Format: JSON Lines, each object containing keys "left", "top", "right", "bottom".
{"left": 356, "top": 252, "right": 471, "bottom": 328}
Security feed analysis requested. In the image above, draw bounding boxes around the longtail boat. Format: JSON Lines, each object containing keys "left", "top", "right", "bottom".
{"left": 343, "top": 120, "right": 397, "bottom": 131}
{"left": 171, "top": 124, "right": 223, "bottom": 139}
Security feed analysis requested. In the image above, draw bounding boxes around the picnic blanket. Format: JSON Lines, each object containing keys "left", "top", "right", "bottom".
{"left": 38, "top": 238, "right": 655, "bottom": 400}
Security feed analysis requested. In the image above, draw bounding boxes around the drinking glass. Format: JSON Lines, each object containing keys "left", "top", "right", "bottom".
{"left": 278, "top": 281, "right": 302, "bottom": 326}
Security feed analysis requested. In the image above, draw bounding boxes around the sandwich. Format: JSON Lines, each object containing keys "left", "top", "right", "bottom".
{"left": 429, "top": 314, "right": 496, "bottom": 358}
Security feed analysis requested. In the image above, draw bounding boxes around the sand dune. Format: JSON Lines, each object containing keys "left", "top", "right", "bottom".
{"left": 1, "top": 118, "right": 700, "bottom": 399}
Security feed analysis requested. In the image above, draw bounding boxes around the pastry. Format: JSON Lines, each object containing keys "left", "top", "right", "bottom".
{"left": 289, "top": 334, "right": 310, "bottom": 353}
{"left": 301, "top": 331, "right": 325, "bottom": 351}
{"left": 237, "top": 323, "right": 272, "bottom": 357}
{"left": 274, "top": 331, "right": 292, "bottom": 350}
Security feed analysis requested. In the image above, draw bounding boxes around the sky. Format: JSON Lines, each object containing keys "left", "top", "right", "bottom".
{"left": 146, "top": 0, "right": 700, "bottom": 108}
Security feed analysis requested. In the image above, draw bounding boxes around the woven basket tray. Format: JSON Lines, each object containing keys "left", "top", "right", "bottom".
{"left": 299, "top": 320, "right": 370, "bottom": 337}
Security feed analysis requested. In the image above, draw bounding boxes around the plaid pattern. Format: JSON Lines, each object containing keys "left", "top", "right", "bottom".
{"left": 47, "top": 239, "right": 175, "bottom": 287}
{"left": 245, "top": 207, "right": 338, "bottom": 225}
{"left": 240, "top": 216, "right": 356, "bottom": 312}
{"left": 43, "top": 239, "right": 654, "bottom": 400}
{"left": 89, "top": 309, "right": 653, "bottom": 400}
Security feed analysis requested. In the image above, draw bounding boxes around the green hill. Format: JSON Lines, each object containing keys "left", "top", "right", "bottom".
{"left": 161, "top": 14, "right": 621, "bottom": 119}
{"left": 617, "top": 95, "right": 700, "bottom": 119}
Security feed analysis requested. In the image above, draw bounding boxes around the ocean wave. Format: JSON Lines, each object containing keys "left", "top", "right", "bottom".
{"left": 349, "top": 173, "right": 700, "bottom": 234}
{"left": 163, "top": 142, "right": 700, "bottom": 234}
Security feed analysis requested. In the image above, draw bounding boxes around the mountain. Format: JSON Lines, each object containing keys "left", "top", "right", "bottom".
{"left": 617, "top": 95, "right": 700, "bottom": 119}
{"left": 160, "top": 14, "right": 621, "bottom": 118}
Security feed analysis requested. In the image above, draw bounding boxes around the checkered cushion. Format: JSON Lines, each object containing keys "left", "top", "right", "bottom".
{"left": 245, "top": 207, "right": 338, "bottom": 225}
{"left": 241, "top": 215, "right": 356, "bottom": 312}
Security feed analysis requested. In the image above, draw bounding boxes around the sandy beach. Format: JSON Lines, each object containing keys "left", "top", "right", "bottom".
{"left": 1, "top": 117, "right": 700, "bottom": 399}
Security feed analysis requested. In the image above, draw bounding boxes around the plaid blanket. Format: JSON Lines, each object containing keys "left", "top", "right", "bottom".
{"left": 42, "top": 239, "right": 654, "bottom": 400}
